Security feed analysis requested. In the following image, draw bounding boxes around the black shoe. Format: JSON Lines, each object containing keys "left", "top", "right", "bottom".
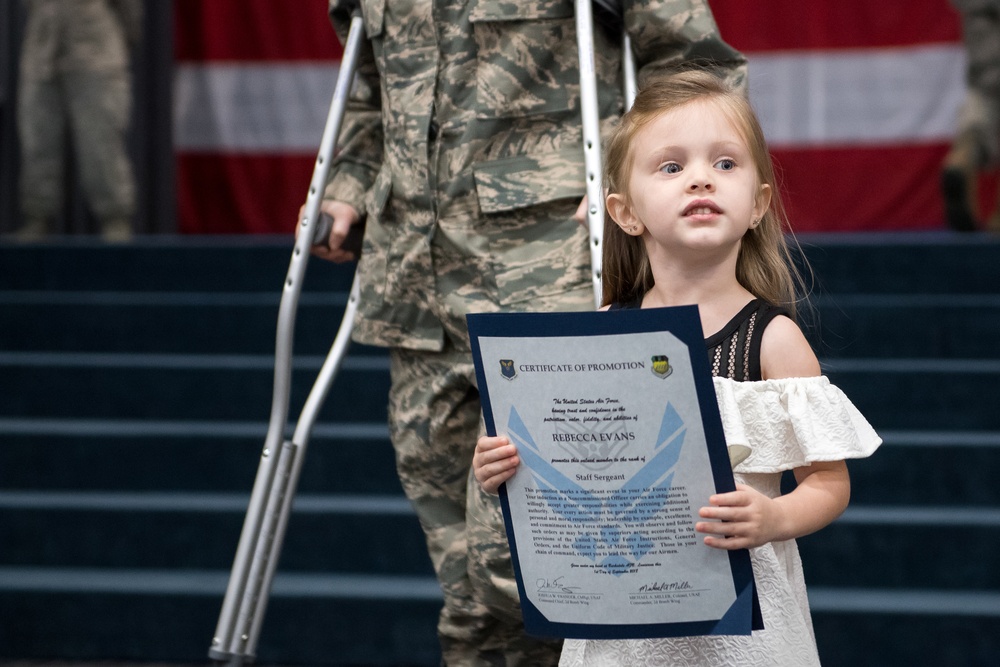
{"left": 941, "top": 168, "right": 978, "bottom": 232}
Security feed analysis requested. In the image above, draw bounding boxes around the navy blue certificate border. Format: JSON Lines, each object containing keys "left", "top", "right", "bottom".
{"left": 467, "top": 306, "right": 763, "bottom": 640}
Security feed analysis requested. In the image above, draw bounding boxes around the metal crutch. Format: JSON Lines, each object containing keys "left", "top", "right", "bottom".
{"left": 576, "top": 0, "right": 636, "bottom": 308}
{"left": 208, "top": 7, "right": 366, "bottom": 665}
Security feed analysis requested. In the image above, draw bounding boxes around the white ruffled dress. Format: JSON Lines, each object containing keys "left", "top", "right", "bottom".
{"left": 559, "top": 375, "right": 882, "bottom": 667}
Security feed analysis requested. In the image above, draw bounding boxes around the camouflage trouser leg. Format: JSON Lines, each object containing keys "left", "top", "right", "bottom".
{"left": 63, "top": 70, "right": 136, "bottom": 223}
{"left": 465, "top": 473, "right": 520, "bottom": 620}
{"left": 389, "top": 345, "right": 562, "bottom": 666}
{"left": 17, "top": 73, "right": 67, "bottom": 221}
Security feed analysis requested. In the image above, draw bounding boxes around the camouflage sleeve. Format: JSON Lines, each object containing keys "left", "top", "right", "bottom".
{"left": 625, "top": 0, "right": 748, "bottom": 93}
{"left": 324, "top": 0, "right": 384, "bottom": 218}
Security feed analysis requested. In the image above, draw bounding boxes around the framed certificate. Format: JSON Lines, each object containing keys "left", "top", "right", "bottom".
{"left": 468, "top": 306, "right": 760, "bottom": 639}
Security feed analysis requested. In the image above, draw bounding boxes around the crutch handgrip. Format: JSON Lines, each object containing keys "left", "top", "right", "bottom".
{"left": 313, "top": 212, "right": 365, "bottom": 255}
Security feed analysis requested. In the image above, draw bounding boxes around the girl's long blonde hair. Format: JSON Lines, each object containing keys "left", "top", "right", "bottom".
{"left": 601, "top": 69, "right": 807, "bottom": 318}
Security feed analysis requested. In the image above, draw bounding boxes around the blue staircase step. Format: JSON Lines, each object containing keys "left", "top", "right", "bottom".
{"left": 0, "top": 493, "right": 432, "bottom": 575}
{"left": 0, "top": 428, "right": 401, "bottom": 494}
{"left": 826, "top": 360, "right": 1000, "bottom": 430}
{"left": 798, "top": 507, "right": 1000, "bottom": 589}
{"left": 6, "top": 294, "right": 1000, "bottom": 360}
{"left": 810, "top": 295, "right": 1000, "bottom": 359}
{"left": 0, "top": 237, "right": 355, "bottom": 293}
{"left": 0, "top": 568, "right": 442, "bottom": 665}
{"left": 0, "top": 358, "right": 391, "bottom": 422}
{"left": 847, "top": 433, "right": 1000, "bottom": 506}
{"left": 811, "top": 606, "right": 1000, "bottom": 667}
{"left": 798, "top": 233, "right": 1000, "bottom": 295}
{"left": 0, "top": 296, "right": 374, "bottom": 356}
{"left": 4, "top": 233, "right": 998, "bottom": 294}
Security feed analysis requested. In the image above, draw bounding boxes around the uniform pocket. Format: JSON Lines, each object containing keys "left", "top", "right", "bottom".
{"left": 473, "top": 145, "right": 584, "bottom": 214}
{"left": 468, "top": 0, "right": 578, "bottom": 119}
{"left": 473, "top": 147, "right": 590, "bottom": 306}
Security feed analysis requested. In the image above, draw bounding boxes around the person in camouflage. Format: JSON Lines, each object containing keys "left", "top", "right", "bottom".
{"left": 16, "top": 0, "right": 142, "bottom": 240}
{"left": 942, "top": 0, "right": 1000, "bottom": 232}
{"left": 313, "top": 1, "right": 745, "bottom": 663}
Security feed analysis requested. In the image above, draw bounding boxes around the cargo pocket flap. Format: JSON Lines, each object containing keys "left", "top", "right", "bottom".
{"left": 474, "top": 146, "right": 585, "bottom": 215}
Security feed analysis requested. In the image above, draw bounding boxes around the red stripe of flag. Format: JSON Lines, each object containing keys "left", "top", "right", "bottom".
{"left": 712, "top": 0, "right": 961, "bottom": 52}
{"left": 177, "top": 153, "right": 314, "bottom": 235}
{"left": 774, "top": 145, "right": 949, "bottom": 232}
{"left": 173, "top": 0, "right": 341, "bottom": 62}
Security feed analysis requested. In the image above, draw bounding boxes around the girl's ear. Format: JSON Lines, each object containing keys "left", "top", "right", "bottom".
{"left": 606, "top": 193, "right": 645, "bottom": 236}
{"left": 752, "top": 183, "right": 772, "bottom": 226}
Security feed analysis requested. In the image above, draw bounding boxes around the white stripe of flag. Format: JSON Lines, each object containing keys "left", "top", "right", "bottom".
{"left": 173, "top": 45, "right": 966, "bottom": 153}
{"left": 750, "top": 44, "right": 966, "bottom": 147}
{"left": 174, "top": 63, "right": 340, "bottom": 151}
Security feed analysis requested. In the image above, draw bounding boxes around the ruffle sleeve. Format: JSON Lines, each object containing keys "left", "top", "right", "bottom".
{"left": 713, "top": 376, "right": 882, "bottom": 473}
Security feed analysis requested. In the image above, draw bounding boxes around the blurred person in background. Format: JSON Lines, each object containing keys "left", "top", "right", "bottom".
{"left": 942, "top": 0, "right": 1000, "bottom": 232}
{"left": 15, "top": 0, "right": 142, "bottom": 241}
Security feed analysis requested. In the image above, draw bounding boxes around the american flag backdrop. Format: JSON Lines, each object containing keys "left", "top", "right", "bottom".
{"left": 172, "top": 0, "right": 975, "bottom": 235}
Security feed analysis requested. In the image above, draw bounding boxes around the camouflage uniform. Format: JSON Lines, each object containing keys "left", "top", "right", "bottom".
{"left": 943, "top": 0, "right": 1000, "bottom": 231}
{"left": 324, "top": 1, "right": 745, "bottom": 663}
{"left": 16, "top": 0, "right": 142, "bottom": 239}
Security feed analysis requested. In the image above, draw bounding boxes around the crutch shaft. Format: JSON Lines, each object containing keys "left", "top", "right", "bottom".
{"left": 575, "top": 0, "right": 605, "bottom": 308}
{"left": 576, "top": 1, "right": 637, "bottom": 308}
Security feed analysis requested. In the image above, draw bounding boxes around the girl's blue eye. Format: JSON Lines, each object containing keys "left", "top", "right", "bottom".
{"left": 715, "top": 158, "right": 736, "bottom": 171}
{"left": 661, "top": 163, "right": 682, "bottom": 174}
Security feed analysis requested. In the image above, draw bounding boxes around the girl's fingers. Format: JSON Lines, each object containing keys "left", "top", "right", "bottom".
{"left": 474, "top": 436, "right": 519, "bottom": 494}
{"left": 480, "top": 461, "right": 518, "bottom": 494}
{"left": 476, "top": 457, "right": 512, "bottom": 476}
{"left": 698, "top": 505, "right": 746, "bottom": 523}
{"left": 477, "top": 444, "right": 516, "bottom": 464}
{"left": 474, "top": 454, "right": 519, "bottom": 485}
{"left": 695, "top": 520, "right": 733, "bottom": 536}
{"left": 702, "top": 534, "right": 747, "bottom": 550}
{"left": 707, "top": 488, "right": 751, "bottom": 507}
{"left": 475, "top": 436, "right": 509, "bottom": 456}
{"left": 696, "top": 521, "right": 751, "bottom": 550}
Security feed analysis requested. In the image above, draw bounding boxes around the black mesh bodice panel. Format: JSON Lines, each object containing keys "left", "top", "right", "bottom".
{"left": 609, "top": 298, "right": 789, "bottom": 382}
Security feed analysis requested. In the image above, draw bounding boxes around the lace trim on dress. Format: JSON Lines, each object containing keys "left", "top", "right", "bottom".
{"left": 714, "top": 375, "right": 882, "bottom": 473}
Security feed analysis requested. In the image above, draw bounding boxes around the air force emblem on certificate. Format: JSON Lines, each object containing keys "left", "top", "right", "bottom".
{"left": 500, "top": 359, "right": 517, "bottom": 380}
{"left": 651, "top": 355, "right": 672, "bottom": 378}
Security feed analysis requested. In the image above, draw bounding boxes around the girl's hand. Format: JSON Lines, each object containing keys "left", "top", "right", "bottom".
{"left": 695, "top": 484, "right": 784, "bottom": 550}
{"left": 473, "top": 436, "right": 520, "bottom": 495}
{"left": 696, "top": 461, "right": 850, "bottom": 550}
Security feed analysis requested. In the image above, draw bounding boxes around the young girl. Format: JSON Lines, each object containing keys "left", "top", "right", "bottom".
{"left": 473, "top": 70, "right": 881, "bottom": 666}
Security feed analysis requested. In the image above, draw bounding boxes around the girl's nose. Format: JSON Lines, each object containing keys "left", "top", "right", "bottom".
{"left": 686, "top": 163, "right": 715, "bottom": 191}
{"left": 687, "top": 177, "right": 715, "bottom": 192}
